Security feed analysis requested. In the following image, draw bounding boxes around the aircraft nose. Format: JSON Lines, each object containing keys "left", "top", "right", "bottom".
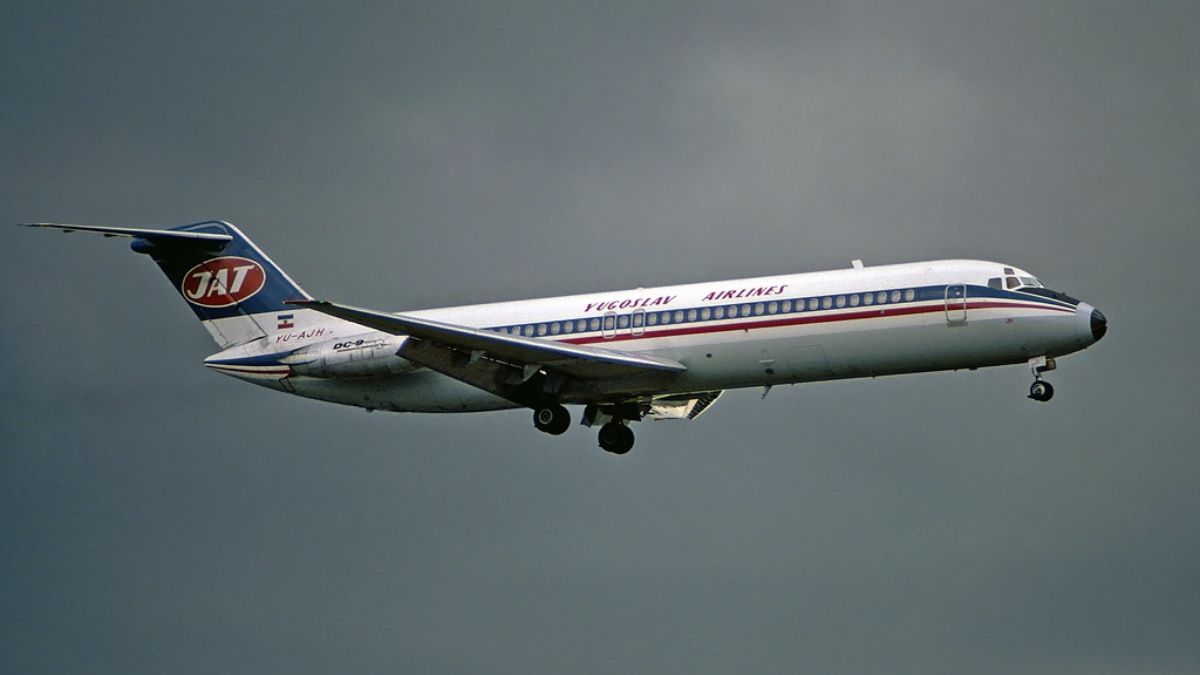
{"left": 1090, "top": 308, "right": 1107, "bottom": 342}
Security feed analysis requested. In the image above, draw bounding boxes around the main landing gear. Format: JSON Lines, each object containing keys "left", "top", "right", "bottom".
{"left": 532, "top": 404, "right": 571, "bottom": 435}
{"left": 1028, "top": 356, "right": 1056, "bottom": 402}
{"left": 532, "top": 403, "right": 638, "bottom": 455}
{"left": 597, "top": 421, "right": 635, "bottom": 455}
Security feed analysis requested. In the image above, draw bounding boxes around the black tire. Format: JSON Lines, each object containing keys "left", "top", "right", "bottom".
{"left": 598, "top": 422, "right": 635, "bottom": 455}
{"left": 1028, "top": 380, "right": 1054, "bottom": 402}
{"left": 533, "top": 405, "right": 570, "bottom": 435}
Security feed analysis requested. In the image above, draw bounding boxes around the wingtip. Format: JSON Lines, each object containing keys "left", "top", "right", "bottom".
{"left": 19, "top": 222, "right": 76, "bottom": 232}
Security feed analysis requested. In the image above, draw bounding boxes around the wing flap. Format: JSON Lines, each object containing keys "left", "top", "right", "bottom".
{"left": 290, "top": 299, "right": 687, "bottom": 378}
{"left": 647, "top": 391, "right": 724, "bottom": 420}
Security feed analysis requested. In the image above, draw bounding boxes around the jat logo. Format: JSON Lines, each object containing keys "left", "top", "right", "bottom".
{"left": 181, "top": 257, "right": 266, "bottom": 308}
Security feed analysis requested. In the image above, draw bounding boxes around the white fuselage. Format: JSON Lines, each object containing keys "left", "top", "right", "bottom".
{"left": 206, "top": 259, "right": 1101, "bottom": 414}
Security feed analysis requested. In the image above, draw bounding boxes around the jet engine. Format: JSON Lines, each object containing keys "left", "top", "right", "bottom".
{"left": 281, "top": 333, "right": 416, "bottom": 378}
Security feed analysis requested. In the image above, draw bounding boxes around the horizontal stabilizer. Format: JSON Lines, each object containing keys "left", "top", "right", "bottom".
{"left": 20, "top": 222, "right": 232, "bottom": 245}
{"left": 24, "top": 220, "right": 312, "bottom": 349}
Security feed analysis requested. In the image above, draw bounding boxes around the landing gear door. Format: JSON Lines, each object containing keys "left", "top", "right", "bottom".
{"left": 945, "top": 284, "right": 967, "bottom": 324}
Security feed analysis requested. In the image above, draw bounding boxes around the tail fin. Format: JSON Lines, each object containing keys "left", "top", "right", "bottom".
{"left": 25, "top": 220, "right": 314, "bottom": 348}
{"left": 137, "top": 221, "right": 314, "bottom": 347}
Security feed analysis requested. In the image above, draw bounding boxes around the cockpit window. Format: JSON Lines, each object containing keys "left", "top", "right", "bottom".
{"left": 988, "top": 277, "right": 1002, "bottom": 290}
{"left": 1006, "top": 277, "right": 1020, "bottom": 289}
{"left": 1019, "top": 286, "right": 1080, "bottom": 306}
{"left": 1019, "top": 276, "right": 1043, "bottom": 288}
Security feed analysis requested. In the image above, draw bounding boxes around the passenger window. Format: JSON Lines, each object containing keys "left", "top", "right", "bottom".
{"left": 537, "top": 323, "right": 548, "bottom": 336}
{"left": 849, "top": 294, "right": 859, "bottom": 307}
{"left": 700, "top": 308, "right": 711, "bottom": 321}
{"left": 835, "top": 296, "right": 846, "bottom": 308}
{"left": 877, "top": 291, "right": 887, "bottom": 304}
{"left": 863, "top": 292, "right": 874, "bottom": 305}
{"left": 822, "top": 297, "right": 833, "bottom": 309}
{"left": 905, "top": 289, "right": 915, "bottom": 302}
{"left": 660, "top": 311, "right": 672, "bottom": 325}
{"left": 768, "top": 301, "right": 778, "bottom": 314}
{"left": 740, "top": 304, "right": 752, "bottom": 317}
{"left": 647, "top": 312, "right": 658, "bottom": 326}
{"left": 589, "top": 318, "right": 601, "bottom": 331}
{"left": 781, "top": 300, "right": 792, "bottom": 313}
{"left": 808, "top": 298, "right": 819, "bottom": 310}
{"left": 577, "top": 319, "right": 588, "bottom": 332}
{"left": 617, "top": 314, "right": 629, "bottom": 329}
{"left": 522, "top": 325, "right": 533, "bottom": 336}
{"left": 602, "top": 315, "right": 615, "bottom": 331}
{"left": 754, "top": 303, "right": 765, "bottom": 315}
{"left": 890, "top": 290, "right": 901, "bottom": 303}
{"left": 550, "top": 322, "right": 561, "bottom": 335}
{"left": 674, "top": 310, "right": 685, "bottom": 323}
{"left": 714, "top": 306, "right": 725, "bottom": 319}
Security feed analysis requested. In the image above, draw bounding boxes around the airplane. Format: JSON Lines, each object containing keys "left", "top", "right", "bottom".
{"left": 24, "top": 220, "right": 1106, "bottom": 454}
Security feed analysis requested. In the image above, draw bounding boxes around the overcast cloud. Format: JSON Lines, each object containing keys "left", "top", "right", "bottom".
{"left": 2, "top": 2, "right": 1198, "bottom": 673}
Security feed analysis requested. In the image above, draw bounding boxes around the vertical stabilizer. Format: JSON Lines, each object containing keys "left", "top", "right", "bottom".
{"left": 130, "top": 220, "right": 313, "bottom": 347}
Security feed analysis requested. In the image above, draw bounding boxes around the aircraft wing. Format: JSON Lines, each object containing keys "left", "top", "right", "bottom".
{"left": 290, "top": 299, "right": 687, "bottom": 379}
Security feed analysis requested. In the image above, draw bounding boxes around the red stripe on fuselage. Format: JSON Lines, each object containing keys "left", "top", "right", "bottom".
{"left": 558, "top": 300, "right": 1072, "bottom": 345}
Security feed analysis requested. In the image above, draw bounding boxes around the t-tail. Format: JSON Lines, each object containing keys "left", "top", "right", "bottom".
{"left": 22, "top": 220, "right": 318, "bottom": 348}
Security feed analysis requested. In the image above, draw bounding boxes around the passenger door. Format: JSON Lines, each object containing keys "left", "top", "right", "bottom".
{"left": 944, "top": 284, "right": 967, "bottom": 324}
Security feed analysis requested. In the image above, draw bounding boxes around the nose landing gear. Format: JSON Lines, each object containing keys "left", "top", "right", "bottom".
{"left": 1029, "top": 379, "right": 1055, "bottom": 402}
{"left": 1027, "top": 356, "right": 1056, "bottom": 402}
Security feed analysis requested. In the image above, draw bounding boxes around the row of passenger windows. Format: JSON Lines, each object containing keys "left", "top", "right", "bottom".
{"left": 494, "top": 288, "right": 920, "bottom": 337}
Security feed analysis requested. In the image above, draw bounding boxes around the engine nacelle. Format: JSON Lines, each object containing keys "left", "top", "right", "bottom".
{"left": 281, "top": 333, "right": 417, "bottom": 378}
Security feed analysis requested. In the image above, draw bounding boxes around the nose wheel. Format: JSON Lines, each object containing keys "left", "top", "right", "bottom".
{"left": 1028, "top": 379, "right": 1054, "bottom": 402}
{"left": 1027, "top": 356, "right": 1056, "bottom": 402}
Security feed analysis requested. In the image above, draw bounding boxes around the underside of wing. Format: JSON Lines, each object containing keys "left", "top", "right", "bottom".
{"left": 291, "top": 299, "right": 686, "bottom": 377}
{"left": 647, "top": 391, "right": 724, "bottom": 420}
{"left": 291, "top": 299, "right": 686, "bottom": 407}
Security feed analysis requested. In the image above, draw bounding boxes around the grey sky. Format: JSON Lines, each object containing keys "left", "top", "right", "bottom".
{"left": 2, "top": 2, "right": 1198, "bottom": 673}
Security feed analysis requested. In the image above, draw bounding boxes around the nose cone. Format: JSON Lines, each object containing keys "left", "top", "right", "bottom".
{"left": 1090, "top": 308, "right": 1107, "bottom": 342}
